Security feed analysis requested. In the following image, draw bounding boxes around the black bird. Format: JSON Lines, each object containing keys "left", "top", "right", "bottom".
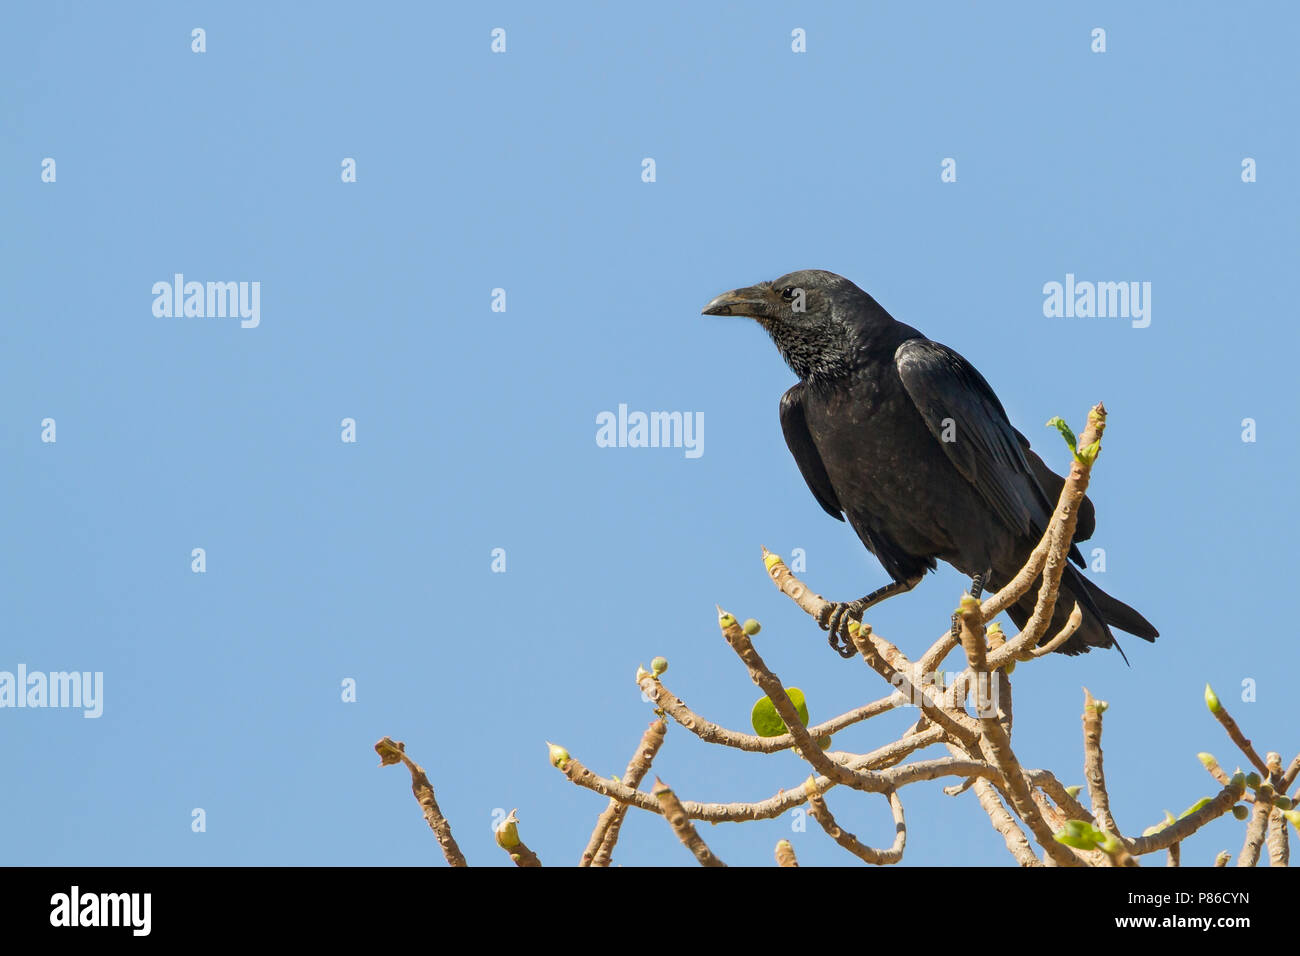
{"left": 703, "top": 270, "right": 1158, "bottom": 659}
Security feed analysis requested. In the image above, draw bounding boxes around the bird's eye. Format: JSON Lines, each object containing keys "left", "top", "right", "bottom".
{"left": 780, "top": 286, "right": 797, "bottom": 301}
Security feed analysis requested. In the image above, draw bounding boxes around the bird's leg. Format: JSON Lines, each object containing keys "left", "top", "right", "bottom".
{"left": 819, "top": 575, "right": 922, "bottom": 658}
{"left": 950, "top": 571, "right": 990, "bottom": 641}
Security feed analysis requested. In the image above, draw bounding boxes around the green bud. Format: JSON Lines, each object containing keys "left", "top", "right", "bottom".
{"left": 1229, "top": 771, "right": 1246, "bottom": 790}
{"left": 1232, "top": 804, "right": 1250, "bottom": 821}
{"left": 1245, "top": 772, "right": 1262, "bottom": 790}
{"left": 1284, "top": 809, "right": 1300, "bottom": 830}
{"left": 1064, "top": 785, "right": 1082, "bottom": 799}
{"left": 763, "top": 552, "right": 784, "bottom": 572}
{"left": 818, "top": 734, "right": 832, "bottom": 751}
{"left": 495, "top": 810, "right": 521, "bottom": 849}
{"left": 1257, "top": 783, "right": 1275, "bottom": 802}
{"left": 1093, "top": 699, "right": 1109, "bottom": 714}
{"left": 650, "top": 656, "right": 668, "bottom": 676}
{"left": 636, "top": 664, "right": 651, "bottom": 682}
{"left": 1179, "top": 798, "right": 1212, "bottom": 819}
{"left": 1197, "top": 752, "right": 1218, "bottom": 769}
{"left": 742, "top": 619, "right": 761, "bottom": 636}
{"left": 718, "top": 611, "right": 737, "bottom": 629}
{"left": 1076, "top": 439, "right": 1101, "bottom": 466}
{"left": 1204, "top": 683, "right": 1221, "bottom": 714}
{"left": 1004, "top": 660, "right": 1016, "bottom": 675}
{"left": 547, "top": 741, "right": 570, "bottom": 769}
{"left": 1273, "top": 796, "right": 1293, "bottom": 810}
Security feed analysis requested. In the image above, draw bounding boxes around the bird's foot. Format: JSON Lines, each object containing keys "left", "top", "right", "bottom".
{"left": 818, "top": 600, "right": 867, "bottom": 659}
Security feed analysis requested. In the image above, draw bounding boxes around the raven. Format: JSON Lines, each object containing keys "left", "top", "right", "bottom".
{"left": 703, "top": 270, "right": 1158, "bottom": 659}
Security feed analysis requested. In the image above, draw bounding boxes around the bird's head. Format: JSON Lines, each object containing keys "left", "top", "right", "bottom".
{"left": 702, "top": 269, "right": 880, "bottom": 383}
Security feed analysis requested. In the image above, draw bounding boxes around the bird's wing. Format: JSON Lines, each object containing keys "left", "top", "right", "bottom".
{"left": 779, "top": 383, "right": 844, "bottom": 521}
{"left": 895, "top": 339, "right": 1052, "bottom": 541}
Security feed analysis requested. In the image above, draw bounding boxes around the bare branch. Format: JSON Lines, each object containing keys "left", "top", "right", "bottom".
{"left": 1081, "top": 689, "right": 1121, "bottom": 840}
{"left": 987, "top": 404, "right": 1106, "bottom": 666}
{"left": 1239, "top": 798, "right": 1271, "bottom": 867}
{"left": 956, "top": 595, "right": 1081, "bottom": 866}
{"left": 637, "top": 671, "right": 899, "bottom": 752}
{"left": 652, "top": 779, "right": 725, "bottom": 867}
{"left": 581, "top": 717, "right": 667, "bottom": 867}
{"left": 375, "top": 736, "right": 468, "bottom": 867}
{"left": 1205, "top": 685, "right": 1271, "bottom": 777}
{"left": 804, "top": 778, "right": 906, "bottom": 865}
{"left": 1128, "top": 776, "right": 1246, "bottom": 856}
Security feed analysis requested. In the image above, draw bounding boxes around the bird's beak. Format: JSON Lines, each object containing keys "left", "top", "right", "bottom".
{"left": 701, "top": 285, "right": 773, "bottom": 318}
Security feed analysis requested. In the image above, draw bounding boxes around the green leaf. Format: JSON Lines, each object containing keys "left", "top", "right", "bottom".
{"left": 1046, "top": 417, "right": 1078, "bottom": 454}
{"left": 751, "top": 687, "right": 810, "bottom": 737}
{"left": 1054, "top": 819, "right": 1103, "bottom": 850}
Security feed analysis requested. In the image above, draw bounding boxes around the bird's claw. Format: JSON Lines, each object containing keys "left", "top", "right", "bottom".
{"left": 819, "top": 600, "right": 864, "bottom": 658}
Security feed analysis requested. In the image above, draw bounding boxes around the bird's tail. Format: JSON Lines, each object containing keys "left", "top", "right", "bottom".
{"left": 1004, "top": 564, "right": 1158, "bottom": 660}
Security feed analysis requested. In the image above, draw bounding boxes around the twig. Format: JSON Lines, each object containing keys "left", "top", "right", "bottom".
{"left": 1266, "top": 803, "right": 1289, "bottom": 867}
{"left": 775, "top": 840, "right": 799, "bottom": 867}
{"left": 987, "top": 404, "right": 1105, "bottom": 666}
{"left": 637, "top": 672, "right": 898, "bottom": 752}
{"left": 972, "top": 776, "right": 1042, "bottom": 866}
{"left": 956, "top": 595, "right": 1081, "bottom": 866}
{"left": 718, "top": 607, "right": 913, "bottom": 794}
{"left": 581, "top": 717, "right": 666, "bottom": 867}
{"left": 554, "top": 748, "right": 1000, "bottom": 821}
{"left": 804, "top": 778, "right": 906, "bottom": 864}
{"left": 952, "top": 742, "right": 1044, "bottom": 866}
{"left": 1238, "top": 798, "right": 1270, "bottom": 867}
{"left": 1027, "top": 769, "right": 1096, "bottom": 824}
{"left": 1128, "top": 776, "right": 1246, "bottom": 855}
{"left": 374, "top": 736, "right": 468, "bottom": 867}
{"left": 762, "top": 553, "right": 981, "bottom": 745}
{"left": 1029, "top": 603, "right": 1083, "bottom": 657}
{"left": 652, "top": 779, "right": 725, "bottom": 866}
{"left": 1205, "top": 685, "right": 1270, "bottom": 777}
{"left": 1281, "top": 753, "right": 1300, "bottom": 791}
{"left": 1081, "top": 689, "right": 1121, "bottom": 839}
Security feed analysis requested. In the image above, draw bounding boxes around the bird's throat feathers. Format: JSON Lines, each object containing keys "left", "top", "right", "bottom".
{"left": 763, "top": 320, "right": 855, "bottom": 386}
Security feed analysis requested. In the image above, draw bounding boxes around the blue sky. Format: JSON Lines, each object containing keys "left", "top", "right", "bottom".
{"left": 3, "top": 2, "right": 1295, "bottom": 867}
